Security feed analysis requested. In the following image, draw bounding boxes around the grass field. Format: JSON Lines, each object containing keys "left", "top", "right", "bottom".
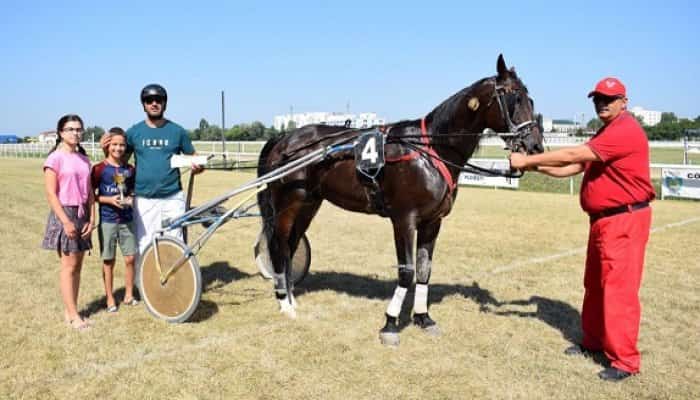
{"left": 1, "top": 158, "right": 699, "bottom": 399}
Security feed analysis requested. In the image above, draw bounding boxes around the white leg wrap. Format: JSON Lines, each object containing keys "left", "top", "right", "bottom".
{"left": 273, "top": 272, "right": 286, "bottom": 295}
{"left": 386, "top": 286, "right": 408, "bottom": 318}
{"left": 414, "top": 284, "right": 429, "bottom": 314}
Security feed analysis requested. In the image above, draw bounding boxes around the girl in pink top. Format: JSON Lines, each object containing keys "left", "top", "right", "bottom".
{"left": 41, "top": 114, "right": 95, "bottom": 331}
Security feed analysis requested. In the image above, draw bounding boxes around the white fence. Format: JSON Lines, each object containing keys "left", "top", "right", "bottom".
{"left": 4, "top": 138, "right": 697, "bottom": 160}
{"left": 0, "top": 141, "right": 267, "bottom": 161}
{"left": 193, "top": 141, "right": 265, "bottom": 163}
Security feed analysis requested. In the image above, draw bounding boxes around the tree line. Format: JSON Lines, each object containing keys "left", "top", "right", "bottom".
{"left": 586, "top": 113, "right": 700, "bottom": 140}
{"left": 189, "top": 119, "right": 281, "bottom": 141}
{"left": 68, "top": 119, "right": 282, "bottom": 143}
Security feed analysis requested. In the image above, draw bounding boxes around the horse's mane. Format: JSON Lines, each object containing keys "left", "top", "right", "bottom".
{"left": 425, "top": 72, "right": 528, "bottom": 134}
{"left": 258, "top": 134, "right": 283, "bottom": 175}
{"left": 425, "top": 77, "right": 492, "bottom": 133}
{"left": 388, "top": 119, "right": 421, "bottom": 131}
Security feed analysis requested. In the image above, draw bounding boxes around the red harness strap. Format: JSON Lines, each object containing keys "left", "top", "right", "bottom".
{"left": 383, "top": 119, "right": 456, "bottom": 194}
{"left": 421, "top": 118, "right": 456, "bottom": 194}
{"left": 385, "top": 150, "right": 420, "bottom": 162}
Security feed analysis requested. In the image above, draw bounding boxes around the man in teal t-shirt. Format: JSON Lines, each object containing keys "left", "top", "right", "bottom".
{"left": 127, "top": 119, "right": 195, "bottom": 198}
{"left": 102, "top": 84, "right": 203, "bottom": 283}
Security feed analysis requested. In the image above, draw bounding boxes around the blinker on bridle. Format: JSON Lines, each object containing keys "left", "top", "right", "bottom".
{"left": 488, "top": 80, "right": 538, "bottom": 152}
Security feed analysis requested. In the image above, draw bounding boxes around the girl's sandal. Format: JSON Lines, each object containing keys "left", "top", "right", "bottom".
{"left": 123, "top": 298, "right": 139, "bottom": 306}
{"left": 67, "top": 318, "right": 90, "bottom": 331}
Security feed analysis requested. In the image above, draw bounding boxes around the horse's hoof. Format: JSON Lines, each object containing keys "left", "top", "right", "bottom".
{"left": 421, "top": 324, "right": 442, "bottom": 337}
{"left": 413, "top": 313, "right": 441, "bottom": 336}
{"left": 279, "top": 307, "right": 297, "bottom": 319}
{"left": 379, "top": 332, "right": 400, "bottom": 347}
{"left": 278, "top": 299, "right": 297, "bottom": 319}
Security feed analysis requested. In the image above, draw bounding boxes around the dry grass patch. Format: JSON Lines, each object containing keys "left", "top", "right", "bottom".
{"left": 1, "top": 158, "right": 698, "bottom": 399}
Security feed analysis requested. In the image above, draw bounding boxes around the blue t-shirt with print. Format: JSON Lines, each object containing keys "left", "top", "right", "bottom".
{"left": 91, "top": 161, "right": 135, "bottom": 223}
{"left": 126, "top": 120, "right": 195, "bottom": 198}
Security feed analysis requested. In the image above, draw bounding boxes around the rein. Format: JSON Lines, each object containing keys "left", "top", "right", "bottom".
{"left": 280, "top": 127, "right": 360, "bottom": 159}
{"left": 395, "top": 139, "right": 523, "bottom": 178}
{"left": 394, "top": 79, "right": 537, "bottom": 179}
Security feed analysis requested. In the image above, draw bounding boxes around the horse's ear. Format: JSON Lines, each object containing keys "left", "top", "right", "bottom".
{"left": 497, "top": 54, "right": 508, "bottom": 80}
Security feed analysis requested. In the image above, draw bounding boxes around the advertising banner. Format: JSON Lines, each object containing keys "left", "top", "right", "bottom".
{"left": 458, "top": 159, "right": 519, "bottom": 189}
{"left": 661, "top": 167, "right": 700, "bottom": 199}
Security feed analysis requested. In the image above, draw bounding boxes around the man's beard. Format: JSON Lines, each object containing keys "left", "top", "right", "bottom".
{"left": 147, "top": 110, "right": 164, "bottom": 120}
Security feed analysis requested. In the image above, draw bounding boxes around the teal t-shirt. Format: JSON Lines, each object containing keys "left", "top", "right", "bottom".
{"left": 126, "top": 120, "right": 195, "bottom": 198}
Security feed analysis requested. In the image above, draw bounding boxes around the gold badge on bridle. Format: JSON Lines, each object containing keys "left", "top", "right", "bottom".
{"left": 468, "top": 97, "right": 480, "bottom": 111}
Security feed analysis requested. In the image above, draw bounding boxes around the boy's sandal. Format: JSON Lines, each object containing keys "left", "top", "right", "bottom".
{"left": 67, "top": 318, "right": 90, "bottom": 331}
{"left": 106, "top": 305, "right": 118, "bottom": 313}
{"left": 123, "top": 298, "right": 139, "bottom": 306}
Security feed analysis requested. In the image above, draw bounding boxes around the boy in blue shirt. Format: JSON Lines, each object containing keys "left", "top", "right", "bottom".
{"left": 92, "top": 127, "right": 138, "bottom": 312}
{"left": 100, "top": 84, "right": 203, "bottom": 289}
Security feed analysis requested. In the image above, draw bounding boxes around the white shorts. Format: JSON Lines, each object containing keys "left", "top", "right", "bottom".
{"left": 134, "top": 191, "right": 186, "bottom": 256}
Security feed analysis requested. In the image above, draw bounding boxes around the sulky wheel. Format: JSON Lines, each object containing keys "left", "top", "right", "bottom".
{"left": 255, "top": 232, "right": 311, "bottom": 286}
{"left": 290, "top": 233, "right": 311, "bottom": 286}
{"left": 139, "top": 237, "right": 202, "bottom": 323}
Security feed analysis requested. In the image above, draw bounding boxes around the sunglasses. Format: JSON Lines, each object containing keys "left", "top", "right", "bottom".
{"left": 62, "top": 127, "right": 84, "bottom": 133}
{"left": 592, "top": 95, "right": 624, "bottom": 104}
{"left": 143, "top": 96, "right": 165, "bottom": 105}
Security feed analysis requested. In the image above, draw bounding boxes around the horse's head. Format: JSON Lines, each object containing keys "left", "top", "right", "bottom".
{"left": 484, "top": 54, "right": 544, "bottom": 155}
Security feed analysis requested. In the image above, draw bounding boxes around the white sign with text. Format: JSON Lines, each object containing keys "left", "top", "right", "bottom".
{"left": 458, "top": 159, "right": 519, "bottom": 189}
{"left": 661, "top": 167, "right": 700, "bottom": 199}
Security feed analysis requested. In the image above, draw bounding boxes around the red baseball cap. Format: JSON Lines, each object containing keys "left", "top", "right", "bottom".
{"left": 587, "top": 77, "right": 626, "bottom": 98}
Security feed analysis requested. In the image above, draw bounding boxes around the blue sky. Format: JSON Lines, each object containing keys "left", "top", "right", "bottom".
{"left": 1, "top": 0, "right": 698, "bottom": 136}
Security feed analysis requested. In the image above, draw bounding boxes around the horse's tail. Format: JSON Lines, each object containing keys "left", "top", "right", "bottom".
{"left": 254, "top": 135, "right": 282, "bottom": 279}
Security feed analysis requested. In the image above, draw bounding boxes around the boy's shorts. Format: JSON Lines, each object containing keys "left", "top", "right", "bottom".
{"left": 98, "top": 221, "right": 137, "bottom": 261}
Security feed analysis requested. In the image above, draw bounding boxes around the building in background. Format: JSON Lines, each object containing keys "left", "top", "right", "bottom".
{"left": 37, "top": 131, "right": 57, "bottom": 144}
{"left": 0, "top": 134, "right": 20, "bottom": 144}
{"left": 541, "top": 117, "right": 553, "bottom": 133}
{"left": 551, "top": 119, "right": 578, "bottom": 134}
{"left": 273, "top": 112, "right": 386, "bottom": 131}
{"left": 629, "top": 106, "right": 662, "bottom": 126}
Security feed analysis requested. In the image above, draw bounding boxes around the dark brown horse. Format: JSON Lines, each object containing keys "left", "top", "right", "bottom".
{"left": 256, "top": 55, "right": 544, "bottom": 345}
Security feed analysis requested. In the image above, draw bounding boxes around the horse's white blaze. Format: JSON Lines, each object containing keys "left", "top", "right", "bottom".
{"left": 387, "top": 286, "right": 408, "bottom": 317}
{"left": 414, "top": 284, "right": 429, "bottom": 314}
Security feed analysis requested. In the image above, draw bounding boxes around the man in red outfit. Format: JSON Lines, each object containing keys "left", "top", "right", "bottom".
{"left": 509, "top": 77, "right": 655, "bottom": 382}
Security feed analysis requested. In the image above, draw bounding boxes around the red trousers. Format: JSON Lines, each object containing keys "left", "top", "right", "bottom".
{"left": 581, "top": 207, "right": 651, "bottom": 373}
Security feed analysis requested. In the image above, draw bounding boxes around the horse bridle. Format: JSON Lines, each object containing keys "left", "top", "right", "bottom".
{"left": 489, "top": 80, "right": 540, "bottom": 153}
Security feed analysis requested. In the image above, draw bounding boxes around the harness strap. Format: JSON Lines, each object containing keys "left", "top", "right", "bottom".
{"left": 383, "top": 119, "right": 456, "bottom": 194}
{"left": 421, "top": 118, "right": 456, "bottom": 194}
{"left": 385, "top": 151, "right": 421, "bottom": 162}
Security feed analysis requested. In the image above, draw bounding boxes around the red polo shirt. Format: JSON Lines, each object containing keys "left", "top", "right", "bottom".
{"left": 580, "top": 112, "right": 655, "bottom": 214}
